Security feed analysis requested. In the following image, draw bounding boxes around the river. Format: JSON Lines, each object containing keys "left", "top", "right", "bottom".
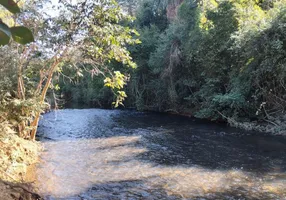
{"left": 35, "top": 109, "right": 286, "bottom": 199}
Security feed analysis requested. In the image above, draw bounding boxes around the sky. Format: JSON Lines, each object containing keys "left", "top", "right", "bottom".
{"left": 44, "top": 0, "right": 78, "bottom": 17}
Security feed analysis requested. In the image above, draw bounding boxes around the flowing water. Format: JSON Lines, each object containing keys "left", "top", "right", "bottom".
{"left": 35, "top": 109, "right": 286, "bottom": 200}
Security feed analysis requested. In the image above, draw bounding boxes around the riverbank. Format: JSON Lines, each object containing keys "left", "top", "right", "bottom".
{"left": 0, "top": 130, "right": 42, "bottom": 199}
{"left": 66, "top": 105, "right": 286, "bottom": 135}
{"left": 151, "top": 108, "right": 286, "bottom": 136}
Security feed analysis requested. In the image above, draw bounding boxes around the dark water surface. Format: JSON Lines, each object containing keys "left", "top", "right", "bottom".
{"left": 36, "top": 109, "right": 286, "bottom": 199}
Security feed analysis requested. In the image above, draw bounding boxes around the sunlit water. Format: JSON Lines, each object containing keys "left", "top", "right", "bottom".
{"left": 35, "top": 109, "right": 286, "bottom": 199}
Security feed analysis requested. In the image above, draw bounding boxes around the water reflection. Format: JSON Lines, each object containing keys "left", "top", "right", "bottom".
{"left": 36, "top": 109, "right": 286, "bottom": 199}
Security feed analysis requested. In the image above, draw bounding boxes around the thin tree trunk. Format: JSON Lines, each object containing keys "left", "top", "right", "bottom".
{"left": 17, "top": 57, "right": 26, "bottom": 100}
{"left": 35, "top": 69, "right": 44, "bottom": 95}
{"left": 52, "top": 89, "right": 59, "bottom": 110}
{"left": 17, "top": 48, "right": 27, "bottom": 137}
{"left": 30, "top": 59, "right": 61, "bottom": 140}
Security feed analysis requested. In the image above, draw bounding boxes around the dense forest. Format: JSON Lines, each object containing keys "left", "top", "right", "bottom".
{"left": 58, "top": 0, "right": 286, "bottom": 134}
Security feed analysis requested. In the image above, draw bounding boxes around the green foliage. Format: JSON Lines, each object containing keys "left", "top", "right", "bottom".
{"left": 52, "top": 0, "right": 141, "bottom": 108}
{"left": 136, "top": 0, "right": 168, "bottom": 31}
{"left": 10, "top": 26, "right": 34, "bottom": 44}
{"left": 122, "top": 0, "right": 286, "bottom": 129}
{"left": 0, "top": 23, "right": 11, "bottom": 45}
{"left": 67, "top": 0, "right": 140, "bottom": 107}
{"left": 56, "top": 65, "right": 115, "bottom": 108}
{"left": 0, "top": 0, "right": 139, "bottom": 141}
{"left": 52, "top": 0, "right": 286, "bottom": 130}
{"left": 0, "top": 0, "right": 20, "bottom": 14}
{"left": 0, "top": 0, "right": 34, "bottom": 45}
{"left": 0, "top": 94, "right": 47, "bottom": 127}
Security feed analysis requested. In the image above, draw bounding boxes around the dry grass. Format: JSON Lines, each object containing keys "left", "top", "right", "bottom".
{"left": 0, "top": 129, "right": 41, "bottom": 182}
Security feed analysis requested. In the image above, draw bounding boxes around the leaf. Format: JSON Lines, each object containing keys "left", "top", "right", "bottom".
{"left": 0, "top": 0, "right": 20, "bottom": 13}
{"left": 10, "top": 26, "right": 34, "bottom": 44}
{"left": 55, "top": 84, "right": 60, "bottom": 91}
{"left": 0, "top": 23, "right": 11, "bottom": 46}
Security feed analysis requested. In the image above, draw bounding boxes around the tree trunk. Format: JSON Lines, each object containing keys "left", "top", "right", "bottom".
{"left": 30, "top": 59, "right": 61, "bottom": 140}
{"left": 17, "top": 50, "right": 26, "bottom": 137}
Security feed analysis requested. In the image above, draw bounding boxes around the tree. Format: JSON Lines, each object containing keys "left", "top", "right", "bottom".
{"left": 27, "top": 0, "right": 140, "bottom": 140}
{"left": 0, "top": 0, "right": 140, "bottom": 140}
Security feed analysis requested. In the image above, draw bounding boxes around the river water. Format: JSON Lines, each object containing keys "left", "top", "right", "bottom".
{"left": 35, "top": 109, "right": 286, "bottom": 199}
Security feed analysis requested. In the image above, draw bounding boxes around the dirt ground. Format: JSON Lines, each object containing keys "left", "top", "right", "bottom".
{"left": 0, "top": 132, "right": 42, "bottom": 200}
{"left": 0, "top": 181, "right": 42, "bottom": 200}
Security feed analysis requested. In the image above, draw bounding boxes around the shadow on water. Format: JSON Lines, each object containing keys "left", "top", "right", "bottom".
{"left": 36, "top": 109, "right": 286, "bottom": 199}
{"left": 52, "top": 181, "right": 284, "bottom": 200}
{"left": 48, "top": 178, "right": 285, "bottom": 200}
{"left": 57, "top": 179, "right": 180, "bottom": 200}
{"left": 114, "top": 111, "right": 286, "bottom": 174}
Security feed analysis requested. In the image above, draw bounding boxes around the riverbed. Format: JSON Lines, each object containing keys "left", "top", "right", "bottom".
{"left": 35, "top": 109, "right": 286, "bottom": 199}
